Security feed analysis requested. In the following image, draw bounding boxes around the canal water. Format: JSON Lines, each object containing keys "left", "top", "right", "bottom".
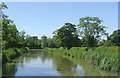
{"left": 2, "top": 49, "right": 118, "bottom": 76}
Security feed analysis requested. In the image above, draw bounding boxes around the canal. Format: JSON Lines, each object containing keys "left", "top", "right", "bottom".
{"left": 2, "top": 49, "right": 118, "bottom": 76}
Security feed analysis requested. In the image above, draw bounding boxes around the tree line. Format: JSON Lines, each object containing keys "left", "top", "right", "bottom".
{"left": 1, "top": 2, "right": 120, "bottom": 50}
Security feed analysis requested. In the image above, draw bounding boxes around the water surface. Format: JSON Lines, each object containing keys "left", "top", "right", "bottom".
{"left": 2, "top": 49, "right": 118, "bottom": 76}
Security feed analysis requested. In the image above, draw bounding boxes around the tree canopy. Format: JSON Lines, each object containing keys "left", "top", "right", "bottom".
{"left": 53, "top": 23, "right": 81, "bottom": 49}
{"left": 1, "top": 3, "right": 41, "bottom": 49}
{"left": 104, "top": 29, "right": 120, "bottom": 46}
{"left": 77, "top": 17, "right": 108, "bottom": 47}
{"left": 41, "top": 35, "right": 48, "bottom": 48}
{"left": 1, "top": 2, "right": 119, "bottom": 50}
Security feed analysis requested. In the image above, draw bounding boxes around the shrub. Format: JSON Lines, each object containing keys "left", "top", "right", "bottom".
{"left": 2, "top": 47, "right": 29, "bottom": 64}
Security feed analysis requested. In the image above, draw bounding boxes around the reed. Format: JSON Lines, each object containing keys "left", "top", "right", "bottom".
{"left": 44, "top": 46, "right": 119, "bottom": 72}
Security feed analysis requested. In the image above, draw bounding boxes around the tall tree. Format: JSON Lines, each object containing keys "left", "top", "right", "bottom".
{"left": 41, "top": 35, "right": 47, "bottom": 48}
{"left": 0, "top": 2, "right": 8, "bottom": 20}
{"left": 53, "top": 23, "right": 81, "bottom": 49}
{"left": 25, "top": 35, "right": 41, "bottom": 48}
{"left": 104, "top": 29, "right": 120, "bottom": 46}
{"left": 17, "top": 30, "right": 26, "bottom": 47}
{"left": 78, "top": 17, "right": 108, "bottom": 47}
{"left": 47, "top": 38, "right": 55, "bottom": 48}
{"left": 110, "top": 29, "right": 120, "bottom": 46}
{"left": 1, "top": 3, "right": 20, "bottom": 49}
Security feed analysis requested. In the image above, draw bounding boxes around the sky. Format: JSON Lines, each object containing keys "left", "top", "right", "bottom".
{"left": 4, "top": 2, "right": 118, "bottom": 39}
{"left": 1, "top": 0, "right": 119, "bottom": 2}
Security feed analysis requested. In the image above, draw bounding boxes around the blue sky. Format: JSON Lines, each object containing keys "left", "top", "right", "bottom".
{"left": 4, "top": 2, "right": 118, "bottom": 39}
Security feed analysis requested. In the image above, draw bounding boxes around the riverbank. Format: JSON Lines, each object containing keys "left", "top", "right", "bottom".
{"left": 2, "top": 47, "right": 29, "bottom": 64}
{"left": 3, "top": 49, "right": 118, "bottom": 76}
{"left": 44, "top": 46, "right": 119, "bottom": 72}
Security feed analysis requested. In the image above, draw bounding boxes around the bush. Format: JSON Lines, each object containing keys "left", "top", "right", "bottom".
{"left": 2, "top": 47, "right": 29, "bottom": 64}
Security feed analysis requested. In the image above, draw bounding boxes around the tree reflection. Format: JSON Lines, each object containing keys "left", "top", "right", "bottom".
{"left": 2, "top": 63, "right": 17, "bottom": 76}
{"left": 2, "top": 50, "right": 118, "bottom": 76}
{"left": 52, "top": 55, "right": 78, "bottom": 76}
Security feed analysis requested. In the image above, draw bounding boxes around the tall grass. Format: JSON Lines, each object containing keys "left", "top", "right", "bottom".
{"left": 44, "top": 46, "right": 119, "bottom": 72}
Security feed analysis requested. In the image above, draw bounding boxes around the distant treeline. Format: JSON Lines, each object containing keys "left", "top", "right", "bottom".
{"left": 1, "top": 2, "right": 120, "bottom": 50}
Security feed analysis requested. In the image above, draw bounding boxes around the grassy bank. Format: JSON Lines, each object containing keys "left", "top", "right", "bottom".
{"left": 2, "top": 47, "right": 29, "bottom": 64}
{"left": 44, "top": 46, "right": 119, "bottom": 72}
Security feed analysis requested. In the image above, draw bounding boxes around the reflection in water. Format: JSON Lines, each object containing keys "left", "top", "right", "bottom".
{"left": 52, "top": 55, "right": 78, "bottom": 76}
{"left": 2, "top": 50, "right": 118, "bottom": 76}
{"left": 2, "top": 63, "right": 17, "bottom": 76}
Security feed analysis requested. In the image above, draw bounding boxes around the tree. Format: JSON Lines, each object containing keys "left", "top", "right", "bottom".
{"left": 98, "top": 39, "right": 105, "bottom": 46}
{"left": 41, "top": 35, "right": 48, "bottom": 48}
{"left": 25, "top": 35, "right": 41, "bottom": 49}
{"left": 1, "top": 3, "right": 20, "bottom": 49}
{"left": 77, "top": 17, "right": 108, "bottom": 48}
{"left": 52, "top": 37, "right": 61, "bottom": 48}
{"left": 1, "top": 2, "right": 42, "bottom": 49}
{"left": 110, "top": 29, "right": 120, "bottom": 46}
{"left": 30, "top": 36, "right": 40, "bottom": 48}
{"left": 53, "top": 23, "right": 81, "bottom": 49}
{"left": 0, "top": 2, "right": 8, "bottom": 49}
{"left": 17, "top": 30, "right": 26, "bottom": 47}
{"left": 47, "top": 38, "right": 55, "bottom": 48}
{"left": 104, "top": 29, "right": 120, "bottom": 46}
{"left": 2, "top": 19, "right": 20, "bottom": 49}
{"left": 80, "top": 37, "right": 87, "bottom": 47}
{"left": 0, "top": 2, "right": 8, "bottom": 20}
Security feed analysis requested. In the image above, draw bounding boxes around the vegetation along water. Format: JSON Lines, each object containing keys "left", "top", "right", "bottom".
{"left": 2, "top": 50, "right": 119, "bottom": 76}
{"left": 0, "top": 2, "right": 120, "bottom": 77}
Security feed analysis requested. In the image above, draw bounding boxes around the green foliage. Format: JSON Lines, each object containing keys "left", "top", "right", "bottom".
{"left": 25, "top": 35, "right": 41, "bottom": 49}
{"left": 53, "top": 23, "right": 81, "bottom": 49}
{"left": 103, "top": 40, "right": 114, "bottom": 46}
{"left": 88, "top": 46, "right": 119, "bottom": 72}
{"left": 85, "top": 47, "right": 88, "bottom": 51}
{"left": 25, "top": 47, "right": 30, "bottom": 51}
{"left": 1, "top": 3, "right": 20, "bottom": 49}
{"left": 44, "top": 46, "right": 119, "bottom": 72}
{"left": 47, "top": 38, "right": 58, "bottom": 48}
{"left": 2, "top": 47, "right": 29, "bottom": 64}
{"left": 98, "top": 39, "right": 105, "bottom": 46}
{"left": 2, "top": 19, "right": 20, "bottom": 49}
{"left": 17, "top": 30, "right": 26, "bottom": 47}
{"left": 0, "top": 2, "right": 8, "bottom": 20}
{"left": 1, "top": 3, "right": 119, "bottom": 73}
{"left": 104, "top": 29, "right": 120, "bottom": 46}
{"left": 78, "top": 17, "right": 108, "bottom": 47}
{"left": 2, "top": 54, "right": 8, "bottom": 64}
{"left": 80, "top": 37, "right": 87, "bottom": 47}
{"left": 1, "top": 3, "right": 41, "bottom": 49}
{"left": 52, "top": 37, "right": 61, "bottom": 48}
{"left": 41, "top": 35, "right": 47, "bottom": 48}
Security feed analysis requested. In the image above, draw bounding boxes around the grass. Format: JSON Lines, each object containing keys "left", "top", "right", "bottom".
{"left": 44, "top": 46, "right": 119, "bottom": 72}
{"left": 2, "top": 47, "right": 29, "bottom": 64}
